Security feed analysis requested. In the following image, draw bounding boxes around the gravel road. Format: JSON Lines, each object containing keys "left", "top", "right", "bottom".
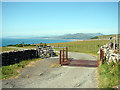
{"left": 2, "top": 52, "right": 98, "bottom": 88}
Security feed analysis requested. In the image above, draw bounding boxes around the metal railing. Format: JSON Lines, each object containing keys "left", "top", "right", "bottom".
{"left": 59, "top": 47, "right": 68, "bottom": 65}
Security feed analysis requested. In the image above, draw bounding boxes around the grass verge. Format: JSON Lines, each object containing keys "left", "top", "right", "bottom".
{"left": 98, "top": 61, "right": 120, "bottom": 88}
{"left": 0, "top": 58, "right": 41, "bottom": 80}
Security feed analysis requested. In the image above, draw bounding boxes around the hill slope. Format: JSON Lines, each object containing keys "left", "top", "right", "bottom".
{"left": 52, "top": 33, "right": 103, "bottom": 40}
{"left": 91, "top": 34, "right": 119, "bottom": 39}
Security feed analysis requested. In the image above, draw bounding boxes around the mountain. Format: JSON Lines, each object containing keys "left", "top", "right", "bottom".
{"left": 52, "top": 33, "right": 103, "bottom": 40}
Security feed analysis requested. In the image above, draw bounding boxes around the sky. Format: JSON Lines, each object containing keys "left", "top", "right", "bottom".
{"left": 2, "top": 2, "right": 118, "bottom": 38}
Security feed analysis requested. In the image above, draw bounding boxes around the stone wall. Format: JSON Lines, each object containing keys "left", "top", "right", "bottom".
{"left": 1, "top": 49, "right": 37, "bottom": 66}
{"left": 0, "top": 46, "right": 57, "bottom": 66}
{"left": 98, "top": 43, "right": 120, "bottom": 64}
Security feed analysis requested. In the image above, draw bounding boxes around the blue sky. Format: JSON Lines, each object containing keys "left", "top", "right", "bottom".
{"left": 2, "top": 2, "right": 118, "bottom": 38}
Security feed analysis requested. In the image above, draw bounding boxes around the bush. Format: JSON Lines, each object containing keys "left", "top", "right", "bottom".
{"left": 24, "top": 44, "right": 31, "bottom": 46}
{"left": 7, "top": 44, "right": 16, "bottom": 46}
{"left": 31, "top": 45, "right": 36, "bottom": 46}
{"left": 40, "top": 42, "right": 43, "bottom": 47}
{"left": 16, "top": 44, "right": 23, "bottom": 47}
{"left": 91, "top": 36, "right": 99, "bottom": 39}
{"left": 44, "top": 43, "right": 47, "bottom": 47}
{"left": 7, "top": 44, "right": 13, "bottom": 46}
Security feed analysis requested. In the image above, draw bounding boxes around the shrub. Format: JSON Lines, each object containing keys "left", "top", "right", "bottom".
{"left": 31, "top": 45, "right": 36, "bottom": 46}
{"left": 91, "top": 36, "right": 99, "bottom": 39}
{"left": 7, "top": 44, "right": 16, "bottom": 46}
{"left": 24, "top": 44, "right": 31, "bottom": 46}
{"left": 16, "top": 44, "right": 23, "bottom": 47}
{"left": 44, "top": 43, "right": 47, "bottom": 47}
{"left": 40, "top": 42, "right": 43, "bottom": 47}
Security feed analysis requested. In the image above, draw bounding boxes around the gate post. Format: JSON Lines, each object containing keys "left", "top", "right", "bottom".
{"left": 63, "top": 49, "right": 64, "bottom": 62}
{"left": 66, "top": 47, "right": 68, "bottom": 60}
{"left": 100, "top": 49, "right": 104, "bottom": 64}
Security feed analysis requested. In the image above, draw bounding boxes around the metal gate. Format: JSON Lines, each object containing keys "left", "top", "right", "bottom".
{"left": 59, "top": 47, "right": 99, "bottom": 67}
{"left": 59, "top": 47, "right": 69, "bottom": 65}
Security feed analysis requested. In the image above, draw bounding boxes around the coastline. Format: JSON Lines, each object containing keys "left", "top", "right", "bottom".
{"left": 2, "top": 38, "right": 110, "bottom": 47}
{"left": 2, "top": 38, "right": 74, "bottom": 47}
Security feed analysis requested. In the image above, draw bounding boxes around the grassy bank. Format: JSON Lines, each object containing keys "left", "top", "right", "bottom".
{"left": 0, "top": 58, "right": 41, "bottom": 79}
{"left": 98, "top": 61, "right": 119, "bottom": 88}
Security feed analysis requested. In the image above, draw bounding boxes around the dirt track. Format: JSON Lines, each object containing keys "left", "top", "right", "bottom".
{"left": 2, "top": 52, "right": 98, "bottom": 88}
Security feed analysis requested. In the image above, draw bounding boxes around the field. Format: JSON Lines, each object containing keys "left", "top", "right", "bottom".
{"left": 1, "top": 47, "right": 18, "bottom": 52}
{"left": 50, "top": 40, "right": 110, "bottom": 57}
{"left": 1, "top": 46, "right": 36, "bottom": 52}
{"left": 92, "top": 34, "right": 119, "bottom": 40}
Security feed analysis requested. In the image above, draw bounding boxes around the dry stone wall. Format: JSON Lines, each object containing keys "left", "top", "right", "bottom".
{"left": 98, "top": 43, "right": 120, "bottom": 64}
{"left": 1, "top": 49, "right": 37, "bottom": 66}
{"left": 0, "top": 46, "right": 57, "bottom": 66}
{"left": 98, "top": 36, "right": 120, "bottom": 64}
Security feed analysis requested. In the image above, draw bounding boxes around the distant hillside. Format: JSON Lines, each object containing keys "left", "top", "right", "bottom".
{"left": 52, "top": 33, "right": 103, "bottom": 40}
{"left": 91, "top": 34, "right": 118, "bottom": 39}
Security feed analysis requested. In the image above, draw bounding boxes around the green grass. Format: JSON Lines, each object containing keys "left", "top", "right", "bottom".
{"left": 98, "top": 34, "right": 116, "bottom": 39}
{"left": 0, "top": 58, "right": 41, "bottom": 79}
{"left": 98, "top": 61, "right": 119, "bottom": 88}
{"left": 1, "top": 47, "right": 18, "bottom": 52}
{"left": 1, "top": 46, "right": 36, "bottom": 52}
{"left": 21, "top": 46, "right": 36, "bottom": 49}
{"left": 50, "top": 40, "right": 110, "bottom": 57}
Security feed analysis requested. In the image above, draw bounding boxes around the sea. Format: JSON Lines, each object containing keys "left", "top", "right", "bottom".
{"left": 1, "top": 38, "right": 74, "bottom": 47}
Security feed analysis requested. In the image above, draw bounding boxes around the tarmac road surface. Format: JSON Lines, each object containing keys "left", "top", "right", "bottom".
{"left": 2, "top": 52, "right": 98, "bottom": 88}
